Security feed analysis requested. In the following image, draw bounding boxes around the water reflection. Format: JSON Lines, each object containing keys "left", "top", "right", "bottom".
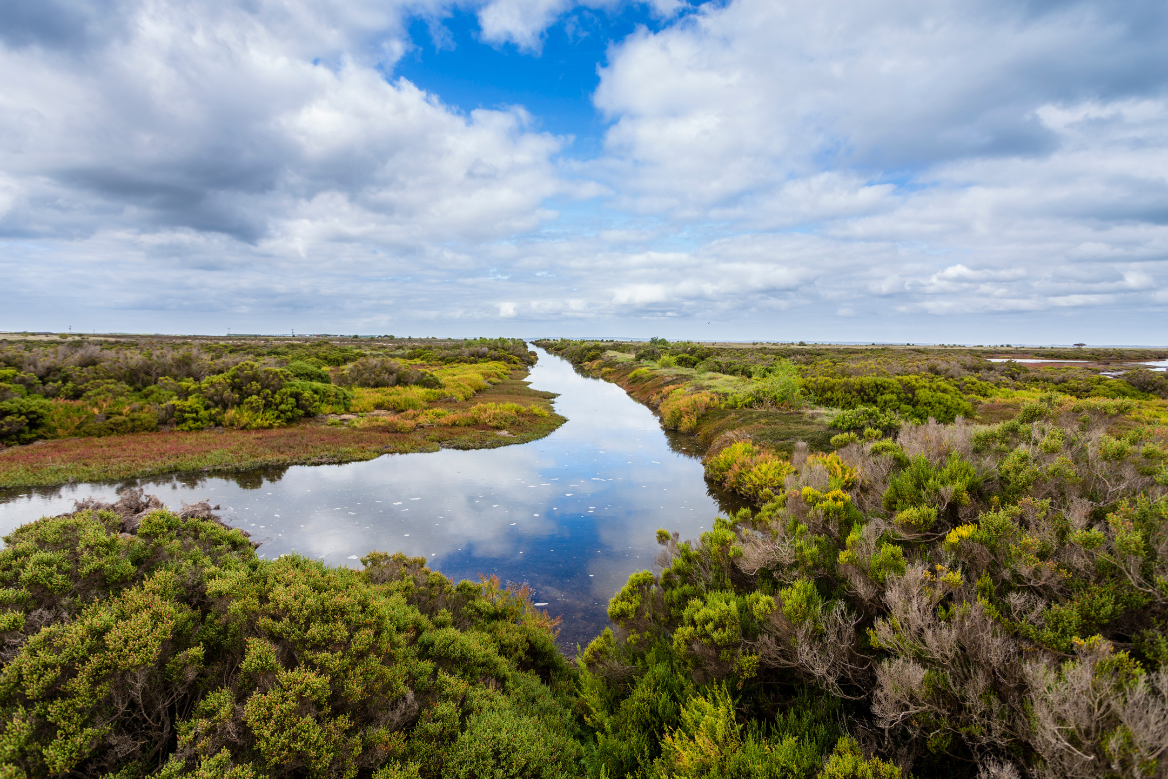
{"left": 0, "top": 347, "right": 731, "bottom": 650}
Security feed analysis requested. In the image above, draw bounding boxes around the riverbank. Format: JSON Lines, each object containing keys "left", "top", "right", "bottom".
{"left": 0, "top": 370, "right": 564, "bottom": 488}
{"left": 533, "top": 340, "right": 838, "bottom": 457}
{"left": 534, "top": 338, "right": 1168, "bottom": 506}
{"left": 6, "top": 341, "right": 1168, "bottom": 779}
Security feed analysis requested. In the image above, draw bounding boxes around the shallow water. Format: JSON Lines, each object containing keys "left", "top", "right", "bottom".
{"left": 989, "top": 357, "right": 1167, "bottom": 372}
{"left": 0, "top": 347, "right": 734, "bottom": 650}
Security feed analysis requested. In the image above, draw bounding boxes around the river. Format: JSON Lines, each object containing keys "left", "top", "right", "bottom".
{"left": 0, "top": 346, "right": 733, "bottom": 650}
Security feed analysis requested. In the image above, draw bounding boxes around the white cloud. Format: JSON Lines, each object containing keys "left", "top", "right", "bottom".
{"left": 573, "top": 0, "right": 1168, "bottom": 336}
{"left": 2, "top": 0, "right": 1167, "bottom": 343}
{"left": 0, "top": 0, "right": 567, "bottom": 249}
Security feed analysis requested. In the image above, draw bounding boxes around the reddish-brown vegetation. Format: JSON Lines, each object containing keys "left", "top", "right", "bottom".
{"left": 0, "top": 373, "right": 563, "bottom": 487}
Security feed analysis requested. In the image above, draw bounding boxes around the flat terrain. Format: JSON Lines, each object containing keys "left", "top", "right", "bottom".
{"left": 1, "top": 349, "right": 564, "bottom": 488}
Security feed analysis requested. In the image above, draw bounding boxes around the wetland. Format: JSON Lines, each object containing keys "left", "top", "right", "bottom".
{"left": 4, "top": 335, "right": 1168, "bottom": 779}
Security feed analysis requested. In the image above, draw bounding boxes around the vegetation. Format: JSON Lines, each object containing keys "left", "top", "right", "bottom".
{"left": 4, "top": 337, "right": 1168, "bottom": 778}
{"left": 533, "top": 339, "right": 1168, "bottom": 501}
{"left": 0, "top": 491, "right": 580, "bottom": 778}
{"left": 0, "top": 336, "right": 563, "bottom": 487}
{"left": 536, "top": 339, "right": 1168, "bottom": 778}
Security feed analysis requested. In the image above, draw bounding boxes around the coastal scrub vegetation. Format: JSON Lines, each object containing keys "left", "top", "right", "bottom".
{"left": 533, "top": 338, "right": 1168, "bottom": 778}
{"left": 5, "top": 337, "right": 1168, "bottom": 778}
{"left": 534, "top": 339, "right": 1168, "bottom": 502}
{"left": 0, "top": 491, "right": 580, "bottom": 778}
{"left": 0, "top": 337, "right": 563, "bottom": 488}
{"left": 0, "top": 336, "right": 534, "bottom": 445}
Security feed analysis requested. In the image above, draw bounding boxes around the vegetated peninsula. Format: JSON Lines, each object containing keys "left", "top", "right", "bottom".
{"left": 0, "top": 335, "right": 564, "bottom": 488}
{"left": 3, "top": 336, "right": 1168, "bottom": 778}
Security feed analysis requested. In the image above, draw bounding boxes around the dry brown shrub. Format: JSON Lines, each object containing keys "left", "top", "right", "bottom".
{"left": 753, "top": 599, "right": 870, "bottom": 697}
{"left": 898, "top": 417, "right": 977, "bottom": 466}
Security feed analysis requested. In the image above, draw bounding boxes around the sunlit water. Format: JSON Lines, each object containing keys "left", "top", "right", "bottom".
{"left": 0, "top": 347, "right": 734, "bottom": 650}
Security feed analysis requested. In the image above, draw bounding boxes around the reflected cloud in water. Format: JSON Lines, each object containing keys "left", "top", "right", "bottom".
{"left": 0, "top": 347, "right": 733, "bottom": 649}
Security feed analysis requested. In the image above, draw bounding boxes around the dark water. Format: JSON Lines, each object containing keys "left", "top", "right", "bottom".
{"left": 0, "top": 347, "right": 735, "bottom": 650}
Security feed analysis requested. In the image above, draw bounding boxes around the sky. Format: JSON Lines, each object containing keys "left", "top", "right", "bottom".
{"left": 1, "top": 0, "right": 1167, "bottom": 343}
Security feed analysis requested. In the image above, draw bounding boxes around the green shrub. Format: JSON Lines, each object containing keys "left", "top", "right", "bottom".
{"left": 0, "top": 395, "right": 55, "bottom": 445}
{"left": 0, "top": 505, "right": 579, "bottom": 779}
{"left": 818, "top": 737, "right": 902, "bottom": 779}
{"left": 726, "top": 360, "right": 804, "bottom": 409}
{"left": 804, "top": 375, "right": 972, "bottom": 423}
{"left": 284, "top": 360, "right": 331, "bottom": 383}
{"left": 829, "top": 405, "right": 901, "bottom": 434}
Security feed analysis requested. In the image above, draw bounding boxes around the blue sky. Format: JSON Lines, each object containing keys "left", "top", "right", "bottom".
{"left": 398, "top": 7, "right": 627, "bottom": 151}
{"left": 1, "top": 0, "right": 1167, "bottom": 342}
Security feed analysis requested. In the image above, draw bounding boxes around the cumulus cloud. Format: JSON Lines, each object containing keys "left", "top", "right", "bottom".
{"left": 0, "top": 0, "right": 571, "bottom": 248}
{"left": 575, "top": 0, "right": 1168, "bottom": 338}
{"left": 2, "top": 0, "right": 1167, "bottom": 342}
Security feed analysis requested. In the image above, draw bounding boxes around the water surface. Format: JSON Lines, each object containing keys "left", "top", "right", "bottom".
{"left": 0, "top": 347, "right": 732, "bottom": 649}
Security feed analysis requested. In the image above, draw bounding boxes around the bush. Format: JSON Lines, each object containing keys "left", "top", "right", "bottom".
{"left": 172, "top": 363, "right": 352, "bottom": 430}
{"left": 704, "top": 441, "right": 796, "bottom": 502}
{"left": 598, "top": 409, "right": 1168, "bottom": 779}
{"left": 726, "top": 361, "right": 805, "bottom": 409}
{"left": 0, "top": 396, "right": 55, "bottom": 445}
{"left": 804, "top": 375, "right": 972, "bottom": 423}
{"left": 661, "top": 391, "right": 721, "bottom": 434}
{"left": 340, "top": 357, "right": 405, "bottom": 388}
{"left": 829, "top": 405, "right": 901, "bottom": 434}
{"left": 0, "top": 504, "right": 580, "bottom": 779}
{"left": 284, "top": 360, "right": 331, "bottom": 384}
{"left": 1123, "top": 368, "right": 1168, "bottom": 398}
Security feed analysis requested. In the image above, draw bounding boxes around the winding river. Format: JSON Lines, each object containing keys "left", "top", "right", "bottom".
{"left": 0, "top": 346, "right": 734, "bottom": 649}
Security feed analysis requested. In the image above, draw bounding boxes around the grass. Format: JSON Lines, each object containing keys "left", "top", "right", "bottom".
{"left": 0, "top": 370, "right": 563, "bottom": 488}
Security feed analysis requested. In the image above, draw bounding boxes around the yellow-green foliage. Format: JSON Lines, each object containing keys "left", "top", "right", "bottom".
{"left": 352, "top": 385, "right": 437, "bottom": 412}
{"left": 660, "top": 390, "right": 722, "bottom": 433}
{"left": 353, "top": 402, "right": 548, "bottom": 432}
{"left": 818, "top": 737, "right": 903, "bottom": 779}
{"left": 806, "top": 452, "right": 858, "bottom": 490}
{"left": 705, "top": 441, "right": 759, "bottom": 485}
{"left": 673, "top": 591, "right": 742, "bottom": 662}
{"left": 779, "top": 578, "right": 822, "bottom": 627}
{"left": 349, "top": 362, "right": 510, "bottom": 413}
{"left": 354, "top": 415, "right": 419, "bottom": 433}
{"left": 658, "top": 685, "right": 741, "bottom": 774}
{"left": 434, "top": 361, "right": 510, "bottom": 400}
{"left": 446, "top": 402, "right": 549, "bottom": 429}
{"left": 0, "top": 507, "right": 580, "bottom": 779}
{"left": 538, "top": 337, "right": 1168, "bottom": 779}
{"left": 705, "top": 441, "right": 802, "bottom": 502}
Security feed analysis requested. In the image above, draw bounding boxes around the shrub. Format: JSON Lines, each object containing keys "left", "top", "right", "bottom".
{"left": 0, "top": 396, "right": 55, "bottom": 445}
{"left": 1123, "top": 368, "right": 1168, "bottom": 398}
{"left": 829, "top": 405, "right": 901, "bottom": 434}
{"left": 804, "top": 375, "right": 972, "bottom": 423}
{"left": 0, "top": 504, "right": 580, "bottom": 779}
{"left": 661, "top": 391, "right": 721, "bottom": 433}
{"left": 704, "top": 441, "right": 797, "bottom": 502}
{"left": 726, "top": 361, "right": 805, "bottom": 409}
{"left": 284, "top": 360, "right": 331, "bottom": 383}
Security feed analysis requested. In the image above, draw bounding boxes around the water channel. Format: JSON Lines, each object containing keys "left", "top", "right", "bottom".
{"left": 0, "top": 346, "right": 735, "bottom": 650}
